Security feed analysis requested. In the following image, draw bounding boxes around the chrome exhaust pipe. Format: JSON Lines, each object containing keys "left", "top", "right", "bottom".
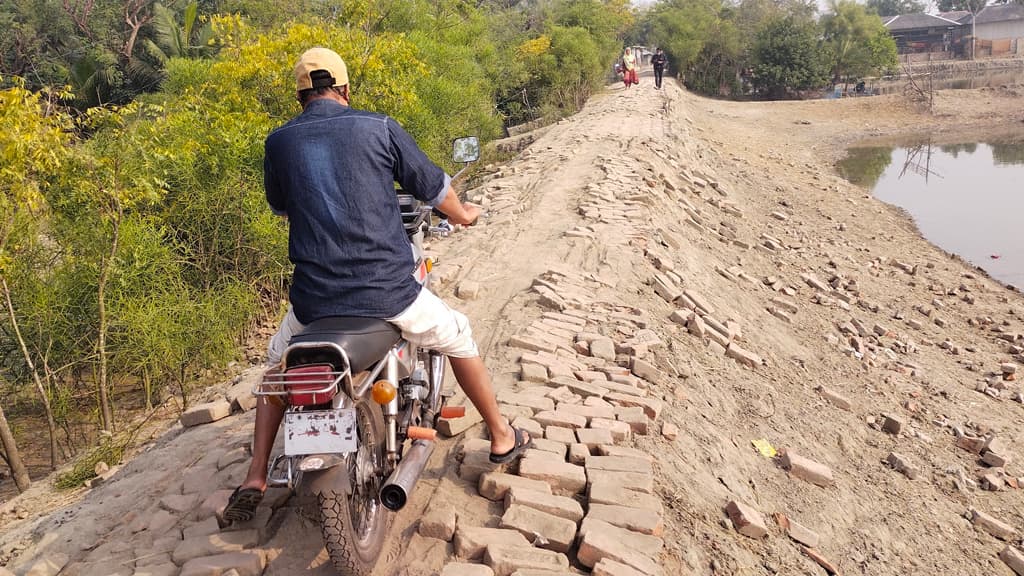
{"left": 379, "top": 439, "right": 434, "bottom": 511}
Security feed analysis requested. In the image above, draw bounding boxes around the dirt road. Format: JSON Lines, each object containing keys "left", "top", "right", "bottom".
{"left": 3, "top": 75, "right": 1024, "bottom": 576}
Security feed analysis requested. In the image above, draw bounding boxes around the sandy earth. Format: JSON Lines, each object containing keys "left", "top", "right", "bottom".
{"left": 3, "top": 71, "right": 1024, "bottom": 576}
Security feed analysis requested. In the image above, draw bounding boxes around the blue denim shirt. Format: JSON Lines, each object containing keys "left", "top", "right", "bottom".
{"left": 264, "top": 99, "right": 450, "bottom": 323}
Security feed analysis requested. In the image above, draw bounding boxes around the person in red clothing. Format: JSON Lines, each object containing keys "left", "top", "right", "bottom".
{"left": 622, "top": 48, "right": 638, "bottom": 88}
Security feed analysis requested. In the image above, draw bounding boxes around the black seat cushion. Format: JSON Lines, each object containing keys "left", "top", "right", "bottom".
{"left": 288, "top": 317, "right": 402, "bottom": 372}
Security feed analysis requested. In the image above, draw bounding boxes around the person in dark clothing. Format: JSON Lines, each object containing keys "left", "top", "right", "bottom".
{"left": 651, "top": 48, "right": 668, "bottom": 90}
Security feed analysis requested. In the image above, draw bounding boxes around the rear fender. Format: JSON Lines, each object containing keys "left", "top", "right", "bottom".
{"left": 303, "top": 460, "right": 352, "bottom": 497}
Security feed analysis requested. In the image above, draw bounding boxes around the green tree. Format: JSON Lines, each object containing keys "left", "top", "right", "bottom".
{"left": 865, "top": 0, "right": 925, "bottom": 16}
{"left": 0, "top": 79, "right": 71, "bottom": 470}
{"left": 751, "top": 15, "right": 827, "bottom": 99}
{"left": 127, "top": 1, "right": 217, "bottom": 91}
{"left": 646, "top": 0, "right": 720, "bottom": 79}
{"left": 822, "top": 0, "right": 897, "bottom": 87}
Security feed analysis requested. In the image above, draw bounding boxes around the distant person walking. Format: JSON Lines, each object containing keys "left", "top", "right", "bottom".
{"left": 622, "top": 48, "right": 638, "bottom": 89}
{"left": 652, "top": 48, "right": 667, "bottom": 90}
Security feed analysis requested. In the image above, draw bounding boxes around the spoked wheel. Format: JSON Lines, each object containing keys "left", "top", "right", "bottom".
{"left": 319, "top": 399, "right": 390, "bottom": 576}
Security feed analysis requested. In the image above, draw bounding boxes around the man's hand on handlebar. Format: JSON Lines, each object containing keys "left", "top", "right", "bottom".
{"left": 435, "top": 185, "right": 483, "bottom": 227}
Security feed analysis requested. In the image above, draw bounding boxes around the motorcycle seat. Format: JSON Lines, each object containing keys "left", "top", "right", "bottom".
{"left": 288, "top": 317, "right": 402, "bottom": 373}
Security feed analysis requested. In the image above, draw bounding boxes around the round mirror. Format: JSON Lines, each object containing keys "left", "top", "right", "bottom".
{"left": 452, "top": 136, "right": 480, "bottom": 164}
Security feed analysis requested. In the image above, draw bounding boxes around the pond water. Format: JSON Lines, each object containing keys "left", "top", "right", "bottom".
{"left": 837, "top": 134, "right": 1024, "bottom": 288}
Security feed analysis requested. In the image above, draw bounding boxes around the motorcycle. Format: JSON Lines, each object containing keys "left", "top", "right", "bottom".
{"left": 253, "top": 136, "right": 481, "bottom": 576}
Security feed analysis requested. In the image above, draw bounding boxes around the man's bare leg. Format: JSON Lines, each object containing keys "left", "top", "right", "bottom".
{"left": 449, "top": 356, "right": 525, "bottom": 454}
{"left": 240, "top": 395, "right": 286, "bottom": 492}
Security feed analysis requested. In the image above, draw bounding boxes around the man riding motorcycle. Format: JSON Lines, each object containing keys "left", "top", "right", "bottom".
{"left": 224, "top": 47, "right": 531, "bottom": 522}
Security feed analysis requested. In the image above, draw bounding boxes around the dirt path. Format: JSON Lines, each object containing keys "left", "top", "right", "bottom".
{"left": 3, "top": 77, "right": 1024, "bottom": 576}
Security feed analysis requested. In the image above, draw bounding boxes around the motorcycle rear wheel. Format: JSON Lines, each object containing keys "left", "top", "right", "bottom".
{"left": 319, "top": 399, "right": 390, "bottom": 576}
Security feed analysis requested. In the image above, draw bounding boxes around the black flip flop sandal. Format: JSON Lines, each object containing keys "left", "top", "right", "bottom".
{"left": 489, "top": 426, "right": 533, "bottom": 464}
{"left": 222, "top": 486, "right": 263, "bottom": 523}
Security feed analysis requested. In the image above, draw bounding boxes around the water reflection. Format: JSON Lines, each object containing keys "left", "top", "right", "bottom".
{"left": 838, "top": 134, "right": 1024, "bottom": 288}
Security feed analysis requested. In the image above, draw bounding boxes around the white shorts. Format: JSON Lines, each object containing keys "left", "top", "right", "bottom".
{"left": 266, "top": 288, "right": 479, "bottom": 367}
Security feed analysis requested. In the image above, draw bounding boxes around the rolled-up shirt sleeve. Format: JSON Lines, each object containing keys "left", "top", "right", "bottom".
{"left": 387, "top": 117, "right": 449, "bottom": 207}
{"left": 264, "top": 153, "right": 287, "bottom": 216}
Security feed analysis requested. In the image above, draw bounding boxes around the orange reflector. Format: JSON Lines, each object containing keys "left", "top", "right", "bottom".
{"left": 425, "top": 258, "right": 433, "bottom": 273}
{"left": 371, "top": 380, "right": 397, "bottom": 404}
{"left": 439, "top": 405, "right": 466, "bottom": 419}
{"left": 407, "top": 426, "right": 437, "bottom": 441}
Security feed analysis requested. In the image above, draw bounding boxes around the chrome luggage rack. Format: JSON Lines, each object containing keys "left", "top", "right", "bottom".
{"left": 252, "top": 366, "right": 350, "bottom": 400}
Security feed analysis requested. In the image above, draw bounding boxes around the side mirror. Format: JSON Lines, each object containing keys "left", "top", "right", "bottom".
{"left": 452, "top": 136, "right": 480, "bottom": 164}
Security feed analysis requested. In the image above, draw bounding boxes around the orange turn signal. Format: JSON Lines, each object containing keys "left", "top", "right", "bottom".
{"left": 425, "top": 258, "right": 433, "bottom": 273}
{"left": 372, "top": 380, "right": 397, "bottom": 404}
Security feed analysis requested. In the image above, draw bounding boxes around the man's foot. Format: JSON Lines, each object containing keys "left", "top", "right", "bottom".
{"left": 223, "top": 486, "right": 264, "bottom": 523}
{"left": 489, "top": 425, "right": 533, "bottom": 464}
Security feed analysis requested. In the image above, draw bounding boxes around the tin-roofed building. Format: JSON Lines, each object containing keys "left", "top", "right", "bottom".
{"left": 884, "top": 13, "right": 965, "bottom": 59}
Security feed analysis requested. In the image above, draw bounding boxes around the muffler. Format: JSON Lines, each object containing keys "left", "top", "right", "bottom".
{"left": 379, "top": 439, "right": 434, "bottom": 511}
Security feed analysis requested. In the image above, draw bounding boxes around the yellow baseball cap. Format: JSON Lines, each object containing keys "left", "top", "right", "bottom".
{"left": 294, "top": 47, "right": 349, "bottom": 91}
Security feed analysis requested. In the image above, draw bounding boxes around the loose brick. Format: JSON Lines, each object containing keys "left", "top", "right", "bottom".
{"left": 534, "top": 410, "right": 587, "bottom": 430}
{"left": 882, "top": 415, "right": 904, "bottom": 435}
{"left": 775, "top": 513, "right": 818, "bottom": 547}
{"left": 171, "top": 531, "right": 259, "bottom": 565}
{"left": 555, "top": 403, "right": 617, "bottom": 422}
{"left": 956, "top": 435, "right": 987, "bottom": 454}
{"left": 518, "top": 457, "right": 587, "bottom": 495}
{"left": 544, "top": 426, "right": 577, "bottom": 444}
{"left": 180, "top": 400, "right": 232, "bottom": 427}
{"left": 593, "top": 447, "right": 649, "bottom": 464}
{"left": 506, "top": 487, "right": 584, "bottom": 522}
{"left": 568, "top": 443, "right": 590, "bottom": 465}
{"left": 577, "top": 522, "right": 661, "bottom": 575}
{"left": 607, "top": 394, "right": 663, "bottom": 421}
{"left": 579, "top": 518, "right": 663, "bottom": 557}
{"left": 483, "top": 545, "right": 570, "bottom": 576}
{"left": 661, "top": 422, "right": 678, "bottom": 440}
{"left": 593, "top": 558, "right": 647, "bottom": 576}
{"left": 498, "top": 392, "right": 555, "bottom": 412}
{"left": 725, "top": 343, "right": 762, "bottom": 368}
{"left": 576, "top": 428, "right": 615, "bottom": 450}
{"left": 588, "top": 471, "right": 655, "bottom": 494}
{"left": 590, "top": 418, "right": 632, "bottom": 441}
{"left": 780, "top": 450, "right": 834, "bottom": 487}
{"left": 179, "top": 551, "right": 264, "bottom": 576}
{"left": 971, "top": 508, "right": 1018, "bottom": 541}
{"left": 419, "top": 506, "right": 457, "bottom": 541}
{"left": 589, "top": 481, "right": 662, "bottom": 513}
{"left": 1000, "top": 546, "right": 1024, "bottom": 575}
{"left": 500, "top": 504, "right": 576, "bottom": 552}
{"left": 454, "top": 526, "right": 530, "bottom": 560}
{"left": 441, "top": 563, "right": 495, "bottom": 576}
{"left": 587, "top": 503, "right": 664, "bottom": 536}
{"left": 886, "top": 452, "right": 919, "bottom": 480}
{"left": 724, "top": 500, "right": 767, "bottom": 539}
{"left": 511, "top": 417, "right": 544, "bottom": 441}
{"left": 520, "top": 363, "right": 548, "bottom": 383}
{"left": 479, "top": 472, "right": 552, "bottom": 501}
{"left": 532, "top": 438, "right": 568, "bottom": 458}
{"left": 629, "top": 357, "right": 664, "bottom": 384}
{"left": 585, "top": 455, "right": 653, "bottom": 475}
{"left": 616, "top": 411, "right": 649, "bottom": 435}
{"left": 816, "top": 386, "right": 852, "bottom": 411}
{"left": 590, "top": 338, "right": 617, "bottom": 361}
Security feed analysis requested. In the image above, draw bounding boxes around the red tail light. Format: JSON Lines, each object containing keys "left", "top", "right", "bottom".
{"left": 285, "top": 364, "right": 337, "bottom": 406}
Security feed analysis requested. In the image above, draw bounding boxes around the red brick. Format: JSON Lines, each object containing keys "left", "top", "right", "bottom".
{"left": 780, "top": 450, "right": 834, "bottom": 487}
{"left": 606, "top": 393, "right": 663, "bottom": 420}
{"left": 971, "top": 508, "right": 1018, "bottom": 541}
{"left": 483, "top": 545, "right": 569, "bottom": 576}
{"left": 534, "top": 411, "right": 587, "bottom": 430}
{"left": 589, "top": 418, "right": 632, "bottom": 441}
{"left": 568, "top": 443, "right": 590, "bottom": 465}
{"left": 585, "top": 455, "right": 653, "bottom": 474}
{"left": 724, "top": 500, "right": 767, "bottom": 539}
{"left": 579, "top": 518, "right": 663, "bottom": 557}
{"left": 454, "top": 526, "right": 529, "bottom": 560}
{"left": 588, "top": 471, "right": 655, "bottom": 494}
{"left": 593, "top": 558, "right": 647, "bottom": 576}
{"left": 596, "top": 445, "right": 653, "bottom": 462}
{"left": 587, "top": 503, "right": 664, "bottom": 536}
{"left": 576, "top": 523, "right": 661, "bottom": 575}
{"left": 179, "top": 551, "right": 264, "bottom": 576}
{"left": 518, "top": 457, "right": 587, "bottom": 495}
{"left": 500, "top": 504, "right": 576, "bottom": 552}
{"left": 589, "top": 481, "right": 662, "bottom": 513}
{"left": 576, "top": 428, "right": 615, "bottom": 450}
{"left": 180, "top": 400, "right": 232, "bottom": 427}
{"left": 419, "top": 506, "right": 457, "bottom": 541}
{"left": 999, "top": 546, "right": 1024, "bottom": 575}
{"left": 544, "top": 426, "right": 577, "bottom": 444}
{"left": 506, "top": 487, "right": 584, "bottom": 522}
{"left": 441, "top": 563, "right": 495, "bottom": 576}
{"left": 479, "top": 472, "right": 552, "bottom": 501}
